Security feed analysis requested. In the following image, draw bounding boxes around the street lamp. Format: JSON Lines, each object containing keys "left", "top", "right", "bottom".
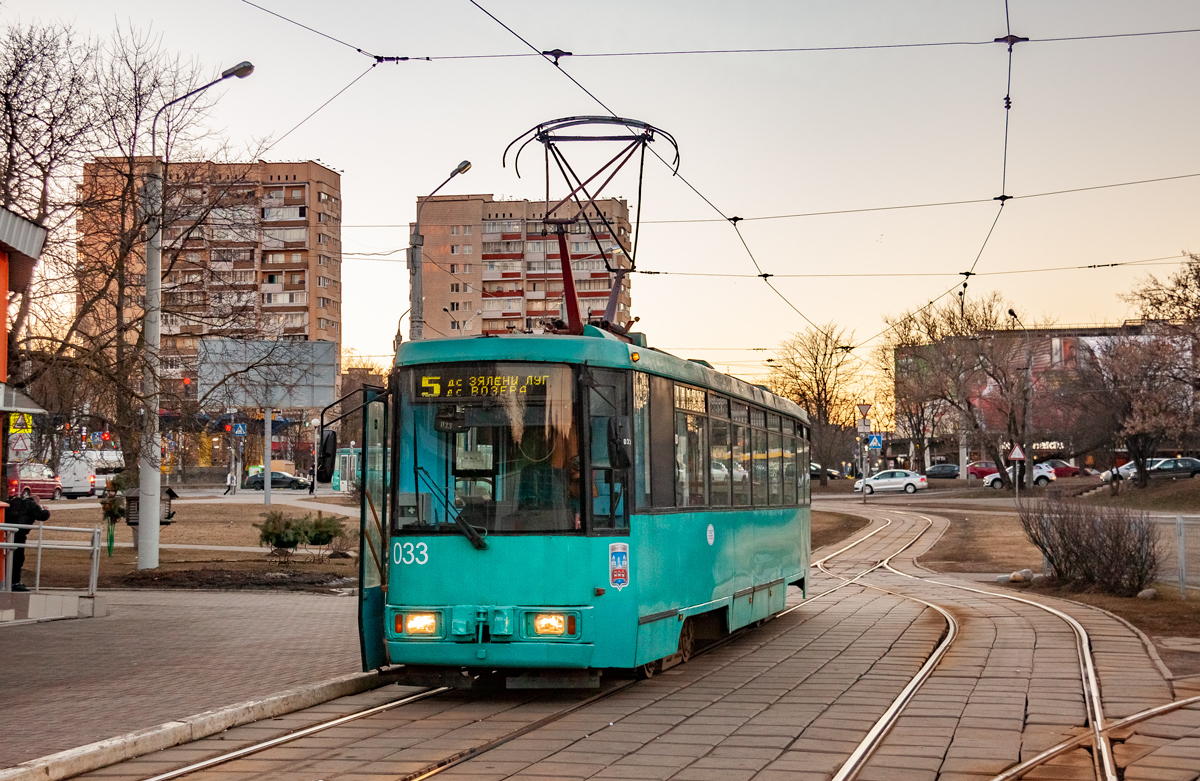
{"left": 409, "top": 161, "right": 471, "bottom": 341}
{"left": 139, "top": 61, "right": 253, "bottom": 570}
{"left": 1008, "top": 309, "right": 1033, "bottom": 494}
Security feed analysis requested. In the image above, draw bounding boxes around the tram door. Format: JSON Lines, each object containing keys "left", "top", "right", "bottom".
{"left": 359, "top": 389, "right": 390, "bottom": 670}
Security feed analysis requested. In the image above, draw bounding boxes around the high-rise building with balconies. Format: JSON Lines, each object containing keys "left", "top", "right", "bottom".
{"left": 412, "top": 194, "right": 632, "bottom": 338}
{"left": 77, "top": 158, "right": 343, "bottom": 401}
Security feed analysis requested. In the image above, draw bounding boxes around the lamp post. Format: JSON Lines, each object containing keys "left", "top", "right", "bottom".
{"left": 409, "top": 161, "right": 471, "bottom": 341}
{"left": 1008, "top": 309, "right": 1033, "bottom": 492}
{"left": 139, "top": 61, "right": 253, "bottom": 570}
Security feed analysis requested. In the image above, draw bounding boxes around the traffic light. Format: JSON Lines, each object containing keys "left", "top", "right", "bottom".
{"left": 224, "top": 424, "right": 232, "bottom": 432}
{"left": 183, "top": 377, "right": 191, "bottom": 385}
{"left": 101, "top": 431, "right": 111, "bottom": 441}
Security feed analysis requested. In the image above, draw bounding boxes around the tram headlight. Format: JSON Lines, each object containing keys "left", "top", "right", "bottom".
{"left": 533, "top": 613, "right": 566, "bottom": 635}
{"left": 404, "top": 613, "right": 438, "bottom": 635}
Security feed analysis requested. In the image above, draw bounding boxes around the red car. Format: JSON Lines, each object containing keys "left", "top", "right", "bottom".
{"left": 1041, "top": 459, "right": 1081, "bottom": 478}
{"left": 966, "top": 461, "right": 998, "bottom": 479}
{"left": 6, "top": 463, "right": 63, "bottom": 500}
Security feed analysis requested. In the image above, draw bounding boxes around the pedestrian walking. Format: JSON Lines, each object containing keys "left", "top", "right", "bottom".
{"left": 308, "top": 465, "right": 315, "bottom": 495}
{"left": 5, "top": 495, "right": 50, "bottom": 591}
{"left": 223, "top": 471, "right": 234, "bottom": 495}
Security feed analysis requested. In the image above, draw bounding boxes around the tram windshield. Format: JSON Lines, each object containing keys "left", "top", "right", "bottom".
{"left": 399, "top": 363, "right": 581, "bottom": 534}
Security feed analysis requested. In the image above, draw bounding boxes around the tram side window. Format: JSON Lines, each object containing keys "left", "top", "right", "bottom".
{"left": 589, "top": 369, "right": 630, "bottom": 530}
{"left": 632, "top": 372, "right": 651, "bottom": 508}
{"left": 783, "top": 436, "right": 797, "bottom": 504}
{"left": 751, "top": 427, "right": 767, "bottom": 505}
{"left": 800, "top": 428, "right": 811, "bottom": 504}
{"left": 768, "top": 431, "right": 782, "bottom": 506}
{"left": 731, "top": 423, "right": 750, "bottom": 506}
{"left": 675, "top": 412, "right": 708, "bottom": 507}
{"left": 710, "top": 418, "right": 732, "bottom": 507}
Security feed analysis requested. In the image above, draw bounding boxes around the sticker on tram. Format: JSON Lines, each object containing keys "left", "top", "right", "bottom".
{"left": 609, "top": 543, "right": 629, "bottom": 591}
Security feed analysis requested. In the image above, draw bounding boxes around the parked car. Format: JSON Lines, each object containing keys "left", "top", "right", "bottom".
{"left": 57, "top": 450, "right": 126, "bottom": 499}
{"left": 1040, "top": 458, "right": 1081, "bottom": 478}
{"left": 986, "top": 463, "right": 1056, "bottom": 489}
{"left": 245, "top": 471, "right": 308, "bottom": 490}
{"left": 6, "top": 463, "right": 63, "bottom": 500}
{"left": 925, "top": 463, "right": 960, "bottom": 479}
{"left": 854, "top": 469, "right": 928, "bottom": 495}
{"left": 1148, "top": 457, "right": 1200, "bottom": 480}
{"left": 809, "top": 462, "right": 842, "bottom": 480}
{"left": 1100, "top": 459, "right": 1166, "bottom": 483}
{"left": 966, "top": 461, "right": 999, "bottom": 479}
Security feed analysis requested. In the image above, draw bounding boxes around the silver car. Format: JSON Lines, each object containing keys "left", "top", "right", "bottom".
{"left": 854, "top": 469, "right": 928, "bottom": 495}
{"left": 1100, "top": 459, "right": 1165, "bottom": 483}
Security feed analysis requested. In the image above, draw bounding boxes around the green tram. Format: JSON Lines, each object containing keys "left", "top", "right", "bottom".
{"left": 325, "top": 326, "right": 811, "bottom": 687}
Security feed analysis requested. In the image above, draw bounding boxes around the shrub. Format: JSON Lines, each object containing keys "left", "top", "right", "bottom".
{"left": 255, "top": 510, "right": 313, "bottom": 563}
{"left": 308, "top": 515, "right": 345, "bottom": 547}
{"left": 1018, "top": 496, "right": 1160, "bottom": 595}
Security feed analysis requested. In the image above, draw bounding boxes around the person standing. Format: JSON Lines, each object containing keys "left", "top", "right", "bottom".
{"left": 308, "top": 465, "right": 315, "bottom": 495}
{"left": 7, "top": 495, "right": 50, "bottom": 591}
{"left": 223, "top": 471, "right": 234, "bottom": 495}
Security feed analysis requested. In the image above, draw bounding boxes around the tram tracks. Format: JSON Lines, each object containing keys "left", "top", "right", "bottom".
{"left": 116, "top": 508, "right": 1194, "bottom": 781}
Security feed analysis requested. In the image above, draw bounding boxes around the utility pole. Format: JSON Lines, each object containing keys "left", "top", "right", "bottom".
{"left": 1009, "top": 310, "right": 1033, "bottom": 490}
{"left": 264, "top": 401, "right": 272, "bottom": 508}
{"left": 857, "top": 403, "right": 872, "bottom": 504}
{"left": 409, "top": 161, "right": 471, "bottom": 342}
{"left": 138, "top": 61, "right": 253, "bottom": 570}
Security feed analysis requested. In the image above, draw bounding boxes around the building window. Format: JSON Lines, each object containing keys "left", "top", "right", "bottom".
{"left": 291, "top": 188, "right": 303, "bottom": 199}
{"left": 318, "top": 254, "right": 329, "bottom": 266}
{"left": 449, "top": 302, "right": 460, "bottom": 312}
{"left": 450, "top": 283, "right": 460, "bottom": 293}
{"left": 317, "top": 276, "right": 329, "bottom": 288}
{"left": 263, "top": 206, "right": 305, "bottom": 221}
{"left": 462, "top": 245, "right": 473, "bottom": 254}
{"left": 289, "top": 272, "right": 304, "bottom": 284}
{"left": 264, "top": 252, "right": 284, "bottom": 264}
{"left": 450, "top": 320, "right": 460, "bottom": 330}
{"left": 450, "top": 226, "right": 459, "bottom": 236}
{"left": 450, "top": 245, "right": 460, "bottom": 255}
{"left": 317, "top": 233, "right": 329, "bottom": 244}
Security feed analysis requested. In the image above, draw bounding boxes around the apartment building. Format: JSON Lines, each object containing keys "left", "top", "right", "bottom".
{"left": 413, "top": 195, "right": 632, "bottom": 337}
{"left": 77, "top": 158, "right": 343, "bottom": 399}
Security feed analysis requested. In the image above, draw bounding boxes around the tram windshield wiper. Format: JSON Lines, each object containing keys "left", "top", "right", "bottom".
{"left": 416, "top": 467, "right": 488, "bottom": 550}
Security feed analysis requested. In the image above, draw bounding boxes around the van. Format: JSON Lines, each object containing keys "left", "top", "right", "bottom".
{"left": 6, "top": 463, "right": 63, "bottom": 500}
{"left": 57, "top": 450, "right": 125, "bottom": 498}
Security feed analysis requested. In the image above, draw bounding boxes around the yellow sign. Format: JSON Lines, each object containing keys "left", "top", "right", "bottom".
{"left": 9, "top": 413, "right": 32, "bottom": 434}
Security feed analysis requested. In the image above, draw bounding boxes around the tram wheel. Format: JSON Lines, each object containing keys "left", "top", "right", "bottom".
{"left": 637, "top": 659, "right": 662, "bottom": 679}
{"left": 678, "top": 617, "right": 696, "bottom": 664}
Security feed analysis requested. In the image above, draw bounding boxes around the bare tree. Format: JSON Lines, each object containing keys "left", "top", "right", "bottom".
{"left": 881, "top": 293, "right": 1030, "bottom": 488}
{"left": 4, "top": 23, "right": 267, "bottom": 477}
{"left": 768, "top": 323, "right": 861, "bottom": 485}
{"left": 1091, "top": 331, "right": 1191, "bottom": 488}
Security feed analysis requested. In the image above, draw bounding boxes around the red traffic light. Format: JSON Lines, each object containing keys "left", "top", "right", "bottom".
{"left": 183, "top": 377, "right": 191, "bottom": 385}
{"left": 101, "top": 431, "right": 111, "bottom": 441}
{"left": 224, "top": 424, "right": 232, "bottom": 432}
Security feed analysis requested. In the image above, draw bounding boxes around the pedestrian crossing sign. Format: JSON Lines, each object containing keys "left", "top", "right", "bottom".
{"left": 233, "top": 423, "right": 247, "bottom": 437}
{"left": 867, "top": 434, "right": 883, "bottom": 449}
{"left": 9, "top": 413, "right": 32, "bottom": 434}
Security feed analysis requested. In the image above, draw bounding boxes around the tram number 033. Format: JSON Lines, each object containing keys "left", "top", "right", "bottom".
{"left": 393, "top": 541, "right": 428, "bottom": 565}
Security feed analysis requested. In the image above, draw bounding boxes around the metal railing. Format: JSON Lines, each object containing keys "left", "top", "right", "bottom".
{"left": 1151, "top": 514, "right": 1200, "bottom": 596}
{"left": 1, "top": 523, "right": 102, "bottom": 596}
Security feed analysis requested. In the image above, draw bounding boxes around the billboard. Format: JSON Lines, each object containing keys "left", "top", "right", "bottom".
{"left": 197, "top": 338, "right": 337, "bottom": 408}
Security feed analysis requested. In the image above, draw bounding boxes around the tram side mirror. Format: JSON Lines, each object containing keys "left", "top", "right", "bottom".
{"left": 317, "top": 429, "right": 336, "bottom": 483}
{"left": 607, "top": 416, "right": 633, "bottom": 470}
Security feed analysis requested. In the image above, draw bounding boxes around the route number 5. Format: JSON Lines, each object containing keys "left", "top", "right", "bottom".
{"left": 421, "top": 376, "right": 441, "bottom": 397}
{"left": 393, "top": 541, "right": 428, "bottom": 565}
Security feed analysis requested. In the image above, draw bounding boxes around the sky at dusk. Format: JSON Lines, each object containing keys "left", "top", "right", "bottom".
{"left": 13, "top": 1, "right": 1200, "bottom": 377}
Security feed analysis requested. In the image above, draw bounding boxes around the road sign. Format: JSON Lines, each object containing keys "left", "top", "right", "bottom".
{"left": 9, "top": 413, "right": 32, "bottom": 434}
{"left": 90, "top": 432, "right": 102, "bottom": 445}
{"left": 868, "top": 434, "right": 883, "bottom": 449}
{"left": 856, "top": 403, "right": 872, "bottom": 418}
{"left": 857, "top": 418, "right": 871, "bottom": 433}
{"left": 233, "top": 423, "right": 247, "bottom": 437}
{"left": 1009, "top": 444, "right": 1026, "bottom": 461}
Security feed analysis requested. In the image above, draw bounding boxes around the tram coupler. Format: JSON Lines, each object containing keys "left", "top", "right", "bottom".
{"left": 391, "top": 665, "right": 503, "bottom": 690}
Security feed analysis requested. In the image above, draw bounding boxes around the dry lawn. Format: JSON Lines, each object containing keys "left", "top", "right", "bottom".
{"left": 919, "top": 510, "right": 1044, "bottom": 574}
{"left": 811, "top": 510, "right": 869, "bottom": 551}
{"left": 1087, "top": 477, "right": 1200, "bottom": 513}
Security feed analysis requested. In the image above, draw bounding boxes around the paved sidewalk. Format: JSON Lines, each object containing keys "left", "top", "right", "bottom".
{"left": 0, "top": 590, "right": 360, "bottom": 769}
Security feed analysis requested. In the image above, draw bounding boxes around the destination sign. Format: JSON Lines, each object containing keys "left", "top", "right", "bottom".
{"left": 413, "top": 364, "right": 561, "bottom": 402}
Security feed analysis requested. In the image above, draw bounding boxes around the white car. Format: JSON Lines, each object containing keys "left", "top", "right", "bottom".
{"left": 1100, "top": 459, "right": 1166, "bottom": 483}
{"left": 987, "top": 463, "right": 1056, "bottom": 489}
{"left": 854, "top": 469, "right": 927, "bottom": 495}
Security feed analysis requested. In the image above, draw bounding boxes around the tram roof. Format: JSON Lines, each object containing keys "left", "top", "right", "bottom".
{"left": 395, "top": 327, "right": 809, "bottom": 425}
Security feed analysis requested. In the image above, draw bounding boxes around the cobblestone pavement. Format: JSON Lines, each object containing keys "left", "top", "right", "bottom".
{"left": 16, "top": 507, "right": 1200, "bottom": 781}
{"left": 0, "top": 590, "right": 360, "bottom": 768}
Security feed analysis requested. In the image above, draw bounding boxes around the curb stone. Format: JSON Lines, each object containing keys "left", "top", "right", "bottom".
{"left": 0, "top": 669, "right": 404, "bottom": 781}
